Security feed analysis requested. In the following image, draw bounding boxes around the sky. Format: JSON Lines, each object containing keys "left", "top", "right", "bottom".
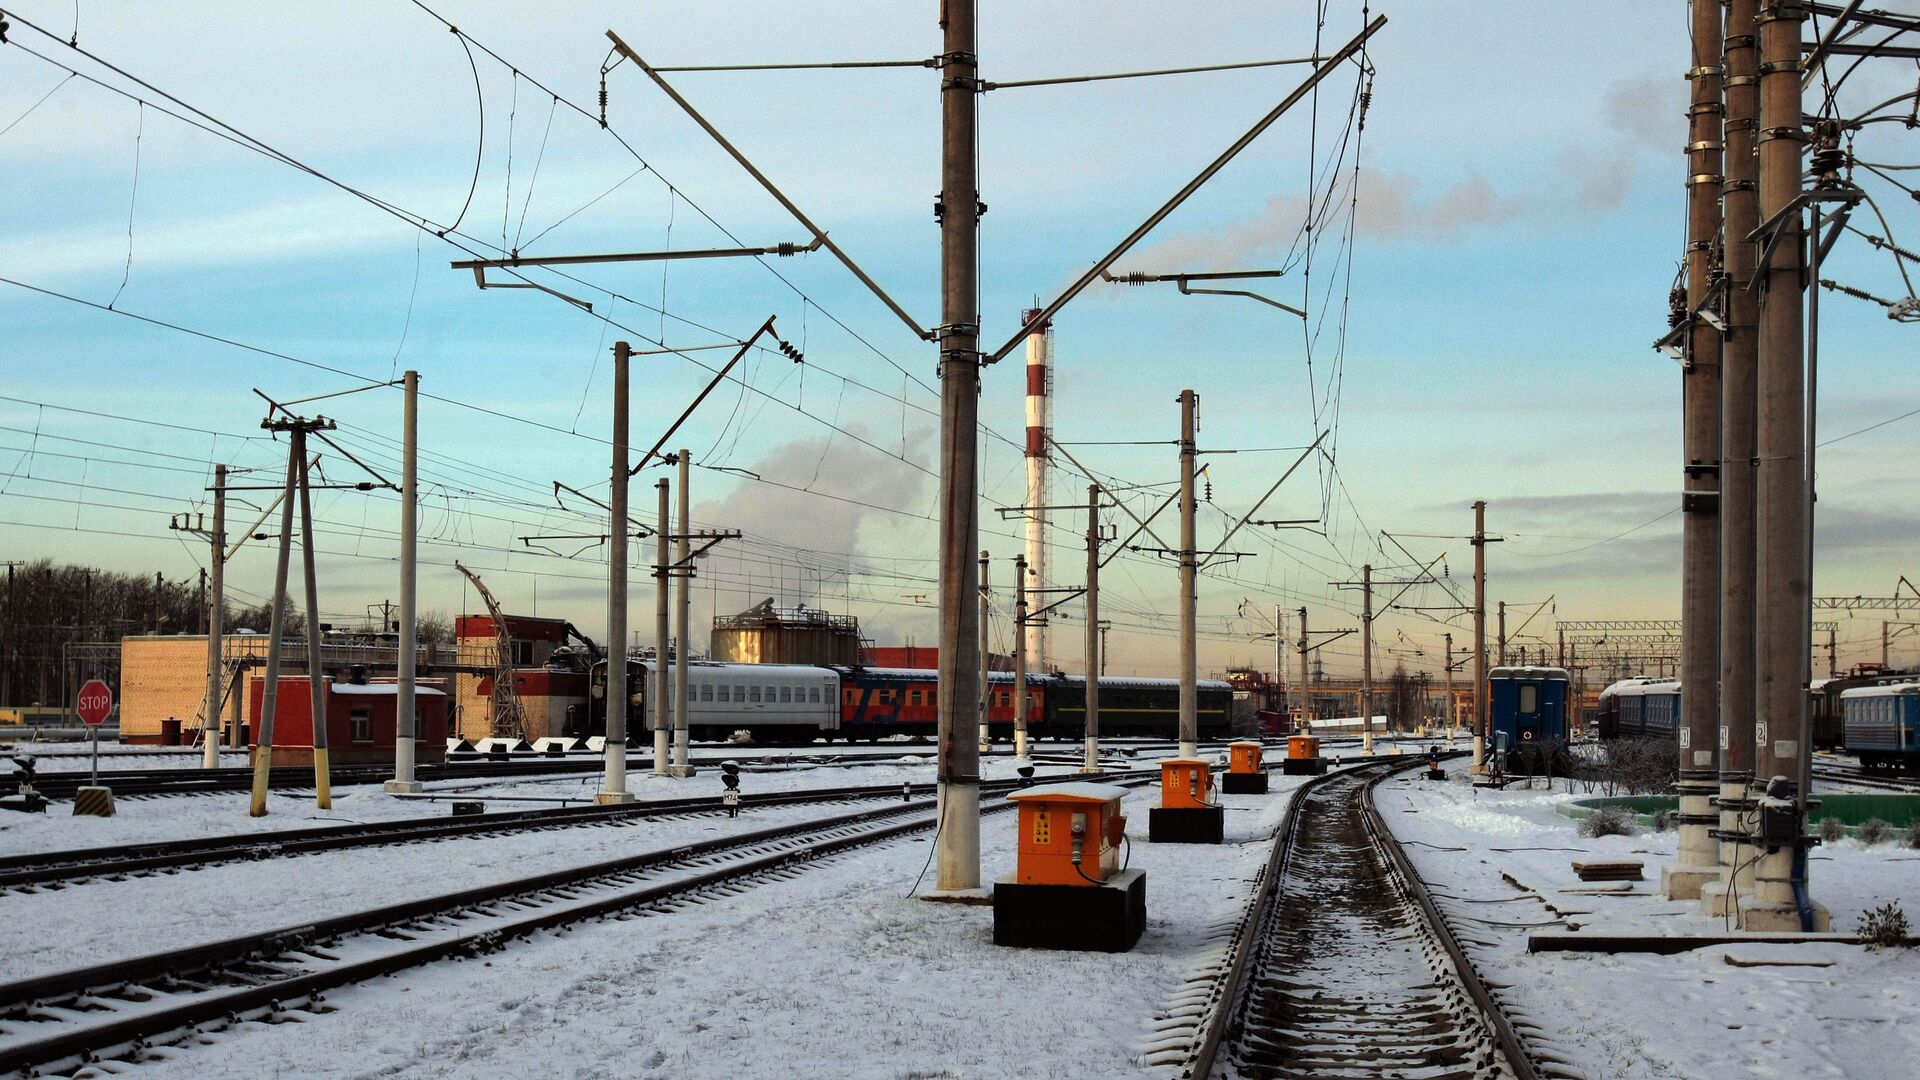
{"left": 3, "top": 1, "right": 1919, "bottom": 680}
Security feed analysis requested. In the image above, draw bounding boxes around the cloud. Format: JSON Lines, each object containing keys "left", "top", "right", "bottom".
{"left": 1125, "top": 72, "right": 1678, "bottom": 271}
{"left": 1128, "top": 169, "right": 1526, "bottom": 274}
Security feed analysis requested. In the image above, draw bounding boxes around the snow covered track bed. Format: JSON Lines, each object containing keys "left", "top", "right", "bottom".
{"left": 1186, "top": 756, "right": 1534, "bottom": 1080}
{"left": 0, "top": 786, "right": 1105, "bottom": 1077}
{"left": 1809, "top": 761, "right": 1920, "bottom": 793}
{"left": 0, "top": 778, "right": 1019, "bottom": 893}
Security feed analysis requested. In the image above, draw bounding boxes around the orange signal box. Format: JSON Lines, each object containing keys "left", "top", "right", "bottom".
{"left": 1223, "top": 740, "right": 1269, "bottom": 795}
{"left": 1007, "top": 783, "right": 1128, "bottom": 886}
{"left": 1158, "top": 758, "right": 1213, "bottom": 810}
{"left": 1228, "top": 741, "right": 1264, "bottom": 774}
{"left": 1282, "top": 734, "right": 1327, "bottom": 776}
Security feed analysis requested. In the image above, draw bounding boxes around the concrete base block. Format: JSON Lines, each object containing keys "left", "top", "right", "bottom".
{"left": 383, "top": 779, "right": 425, "bottom": 794}
{"left": 1221, "top": 772, "right": 1269, "bottom": 795}
{"left": 594, "top": 791, "right": 638, "bottom": 805}
{"left": 919, "top": 886, "right": 994, "bottom": 906}
{"left": 1149, "top": 805, "right": 1224, "bottom": 844}
{"left": 1738, "top": 897, "right": 1832, "bottom": 933}
{"left": 72, "top": 786, "right": 114, "bottom": 817}
{"left": 668, "top": 765, "right": 698, "bottom": 779}
{"left": 993, "top": 869, "right": 1146, "bottom": 952}
{"left": 1281, "top": 758, "right": 1327, "bottom": 776}
{"left": 1660, "top": 864, "right": 1720, "bottom": 901}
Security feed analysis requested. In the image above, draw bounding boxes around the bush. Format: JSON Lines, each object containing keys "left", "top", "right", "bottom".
{"left": 1860, "top": 818, "right": 1892, "bottom": 845}
{"left": 1858, "top": 902, "right": 1912, "bottom": 949}
{"left": 1908, "top": 821, "right": 1920, "bottom": 849}
{"left": 1819, "top": 817, "right": 1848, "bottom": 843}
{"left": 1651, "top": 809, "right": 1675, "bottom": 832}
{"left": 1580, "top": 805, "right": 1637, "bottom": 839}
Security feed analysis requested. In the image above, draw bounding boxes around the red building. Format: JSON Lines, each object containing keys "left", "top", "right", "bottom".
{"left": 249, "top": 675, "right": 451, "bottom": 767}
{"left": 861, "top": 646, "right": 1015, "bottom": 671}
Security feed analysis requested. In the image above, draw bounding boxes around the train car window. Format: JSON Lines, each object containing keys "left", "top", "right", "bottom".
{"left": 717, "top": 685, "right": 730, "bottom": 702}
{"left": 780, "top": 686, "right": 793, "bottom": 703}
{"left": 749, "top": 686, "right": 762, "bottom": 702}
{"left": 1518, "top": 685, "right": 1538, "bottom": 713}
{"left": 909, "top": 690, "right": 923, "bottom": 706}
{"left": 809, "top": 687, "right": 821, "bottom": 703}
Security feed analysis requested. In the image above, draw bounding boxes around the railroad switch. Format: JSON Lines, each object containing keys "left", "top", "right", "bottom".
{"left": 1149, "top": 758, "right": 1223, "bottom": 844}
{"left": 1281, "top": 735, "right": 1328, "bottom": 776}
{"left": 993, "top": 783, "right": 1145, "bottom": 952}
{"left": 1222, "top": 741, "right": 1269, "bottom": 795}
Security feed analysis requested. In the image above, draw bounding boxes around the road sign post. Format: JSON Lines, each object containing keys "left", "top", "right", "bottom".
{"left": 74, "top": 678, "right": 115, "bottom": 817}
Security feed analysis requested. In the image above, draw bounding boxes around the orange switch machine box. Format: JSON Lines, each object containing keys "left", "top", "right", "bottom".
{"left": 1008, "top": 784, "right": 1128, "bottom": 886}
{"left": 1228, "top": 741, "right": 1263, "bottom": 774}
{"left": 1159, "top": 758, "right": 1213, "bottom": 810}
{"left": 1288, "top": 735, "right": 1320, "bottom": 760}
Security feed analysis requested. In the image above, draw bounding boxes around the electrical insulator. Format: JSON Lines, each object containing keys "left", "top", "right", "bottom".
{"left": 1204, "top": 481, "right": 1212, "bottom": 502}
{"left": 1667, "top": 285, "right": 1687, "bottom": 329}
{"left": 778, "top": 339, "right": 804, "bottom": 363}
{"left": 598, "top": 78, "right": 608, "bottom": 128}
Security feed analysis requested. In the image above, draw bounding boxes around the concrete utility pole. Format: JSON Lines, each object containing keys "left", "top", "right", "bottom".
{"left": 1082, "top": 483, "right": 1102, "bottom": 774}
{"left": 1497, "top": 601, "right": 1507, "bottom": 666}
{"left": 1275, "top": 605, "right": 1288, "bottom": 721}
{"left": 203, "top": 466, "right": 226, "bottom": 769}
{"left": 1471, "top": 500, "right": 1495, "bottom": 773}
{"left": 296, "top": 446, "right": 333, "bottom": 811}
{"left": 1297, "top": 607, "right": 1310, "bottom": 725}
{"left": 388, "top": 370, "right": 423, "bottom": 794}
{"left": 249, "top": 434, "right": 301, "bottom": 817}
{"left": 672, "top": 450, "right": 693, "bottom": 778}
{"left": 1445, "top": 632, "right": 1457, "bottom": 743}
{"left": 1827, "top": 625, "right": 1837, "bottom": 677}
{"left": 979, "top": 549, "right": 991, "bottom": 753}
{"left": 1177, "top": 389, "right": 1199, "bottom": 759}
{"left": 1745, "top": 0, "right": 1823, "bottom": 930}
{"left": 654, "top": 476, "right": 671, "bottom": 777}
{"left": 600, "top": 343, "right": 635, "bottom": 805}
{"left": 1668, "top": 0, "right": 1727, "bottom": 903}
{"left": 932, "top": 0, "right": 983, "bottom": 895}
{"left": 1557, "top": 626, "right": 1566, "bottom": 669}
{"left": 1360, "top": 564, "right": 1374, "bottom": 754}
{"left": 1013, "top": 552, "right": 1029, "bottom": 760}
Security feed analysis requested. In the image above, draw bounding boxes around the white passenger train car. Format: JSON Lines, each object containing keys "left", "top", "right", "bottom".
{"left": 640, "top": 660, "right": 840, "bottom": 744}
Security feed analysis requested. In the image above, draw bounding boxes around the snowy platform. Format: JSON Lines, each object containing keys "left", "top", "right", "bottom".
{"left": 1375, "top": 769, "right": 1920, "bottom": 1078}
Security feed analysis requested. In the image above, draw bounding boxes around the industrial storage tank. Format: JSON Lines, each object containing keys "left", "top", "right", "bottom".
{"left": 709, "top": 599, "right": 862, "bottom": 666}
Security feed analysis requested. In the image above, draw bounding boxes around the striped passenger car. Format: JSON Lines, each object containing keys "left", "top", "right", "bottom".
{"left": 1842, "top": 681, "right": 1920, "bottom": 773}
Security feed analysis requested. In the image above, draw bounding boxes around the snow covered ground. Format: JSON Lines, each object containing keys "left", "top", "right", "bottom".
{"left": 3, "top": 754, "right": 1343, "bottom": 1079}
{"left": 1377, "top": 771, "right": 1920, "bottom": 1080}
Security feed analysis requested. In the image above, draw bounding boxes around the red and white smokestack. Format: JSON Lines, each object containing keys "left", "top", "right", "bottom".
{"left": 1022, "top": 308, "right": 1052, "bottom": 674}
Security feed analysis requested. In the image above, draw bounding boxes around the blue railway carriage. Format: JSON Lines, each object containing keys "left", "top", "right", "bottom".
{"left": 1842, "top": 681, "right": 1920, "bottom": 773}
{"left": 1597, "top": 677, "right": 1681, "bottom": 740}
{"left": 1488, "top": 666, "right": 1571, "bottom": 749}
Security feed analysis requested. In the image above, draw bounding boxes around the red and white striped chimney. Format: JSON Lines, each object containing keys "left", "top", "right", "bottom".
{"left": 1022, "top": 308, "right": 1052, "bottom": 674}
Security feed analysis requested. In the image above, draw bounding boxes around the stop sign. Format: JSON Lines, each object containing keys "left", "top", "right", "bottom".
{"left": 75, "top": 679, "right": 114, "bottom": 727}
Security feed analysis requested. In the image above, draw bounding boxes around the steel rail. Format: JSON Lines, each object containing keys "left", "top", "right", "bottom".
{"left": 1168, "top": 756, "right": 1406, "bottom": 1079}
{"left": 0, "top": 774, "right": 1149, "bottom": 1074}
{"left": 1365, "top": 761, "right": 1543, "bottom": 1080}
{"left": 0, "top": 772, "right": 1134, "bottom": 891}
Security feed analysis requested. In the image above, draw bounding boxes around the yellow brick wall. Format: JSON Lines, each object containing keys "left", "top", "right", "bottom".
{"left": 120, "top": 635, "right": 267, "bottom": 740}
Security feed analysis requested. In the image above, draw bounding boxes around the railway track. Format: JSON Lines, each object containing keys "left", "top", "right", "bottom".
{"left": 1811, "top": 762, "right": 1920, "bottom": 793}
{"left": 0, "top": 771, "right": 1142, "bottom": 894}
{"left": 1169, "top": 756, "right": 1538, "bottom": 1080}
{"left": 0, "top": 775, "right": 1153, "bottom": 1076}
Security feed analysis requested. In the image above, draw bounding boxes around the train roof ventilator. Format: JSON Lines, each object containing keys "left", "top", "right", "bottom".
{"left": 993, "top": 784, "right": 1145, "bottom": 952}
{"left": 1222, "top": 740, "right": 1270, "bottom": 795}
{"left": 1149, "top": 758, "right": 1223, "bottom": 844}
